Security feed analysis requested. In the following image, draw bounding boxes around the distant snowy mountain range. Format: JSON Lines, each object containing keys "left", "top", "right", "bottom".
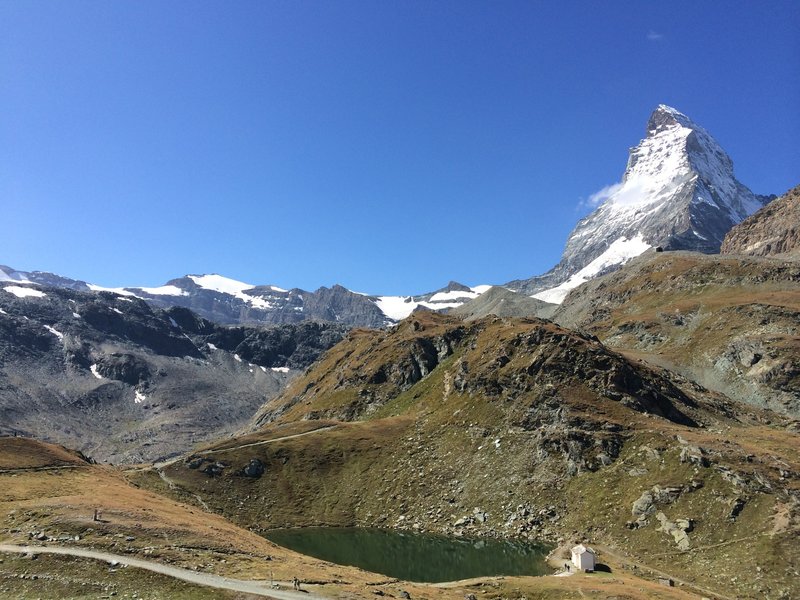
{"left": 0, "top": 265, "right": 491, "bottom": 327}
{"left": 1, "top": 105, "right": 775, "bottom": 323}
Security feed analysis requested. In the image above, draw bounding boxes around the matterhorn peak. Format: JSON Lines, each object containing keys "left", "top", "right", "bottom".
{"left": 507, "top": 105, "right": 774, "bottom": 304}
{"left": 646, "top": 104, "right": 697, "bottom": 134}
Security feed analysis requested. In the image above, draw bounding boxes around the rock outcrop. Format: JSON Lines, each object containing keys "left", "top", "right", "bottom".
{"left": 721, "top": 184, "right": 800, "bottom": 258}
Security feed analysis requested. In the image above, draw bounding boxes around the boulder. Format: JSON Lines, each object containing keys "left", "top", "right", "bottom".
{"left": 242, "top": 458, "right": 265, "bottom": 478}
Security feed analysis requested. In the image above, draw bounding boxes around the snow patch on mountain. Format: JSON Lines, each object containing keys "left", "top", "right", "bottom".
{"left": 3, "top": 286, "right": 46, "bottom": 299}
{"left": 87, "top": 284, "right": 138, "bottom": 297}
{"left": 137, "top": 284, "right": 187, "bottom": 296}
{"left": 187, "top": 274, "right": 278, "bottom": 309}
{"left": 533, "top": 234, "right": 651, "bottom": 304}
{"left": 376, "top": 285, "right": 491, "bottom": 320}
{"left": 375, "top": 296, "right": 416, "bottom": 320}
{"left": 44, "top": 325, "right": 64, "bottom": 341}
{"left": 189, "top": 274, "right": 255, "bottom": 295}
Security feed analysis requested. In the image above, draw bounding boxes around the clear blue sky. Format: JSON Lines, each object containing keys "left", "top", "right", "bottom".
{"left": 2, "top": 1, "right": 798, "bottom": 294}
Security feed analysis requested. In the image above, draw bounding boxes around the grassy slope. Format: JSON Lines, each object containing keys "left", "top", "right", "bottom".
{"left": 0, "top": 438, "right": 442, "bottom": 599}
{"left": 554, "top": 251, "right": 800, "bottom": 417}
{"left": 148, "top": 312, "right": 799, "bottom": 600}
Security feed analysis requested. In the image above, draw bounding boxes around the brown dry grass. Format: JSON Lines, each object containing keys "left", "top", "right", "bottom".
{"left": 0, "top": 437, "right": 88, "bottom": 470}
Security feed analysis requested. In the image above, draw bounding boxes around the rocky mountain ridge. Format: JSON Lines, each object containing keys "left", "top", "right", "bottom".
{"left": 252, "top": 311, "right": 703, "bottom": 428}
{"left": 450, "top": 286, "right": 558, "bottom": 321}
{"left": 1, "top": 265, "right": 493, "bottom": 329}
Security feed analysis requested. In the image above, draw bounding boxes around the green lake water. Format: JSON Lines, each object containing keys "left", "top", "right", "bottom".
{"left": 264, "top": 527, "right": 552, "bottom": 583}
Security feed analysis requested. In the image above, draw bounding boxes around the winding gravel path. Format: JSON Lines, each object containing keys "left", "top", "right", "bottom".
{"left": 0, "top": 544, "right": 328, "bottom": 599}
{"left": 147, "top": 424, "right": 340, "bottom": 470}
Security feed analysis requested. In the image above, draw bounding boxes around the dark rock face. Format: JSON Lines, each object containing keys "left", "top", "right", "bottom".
{"left": 0, "top": 283, "right": 346, "bottom": 463}
{"left": 297, "top": 285, "right": 388, "bottom": 327}
{"left": 165, "top": 308, "right": 348, "bottom": 369}
{"left": 721, "top": 184, "right": 800, "bottom": 259}
{"left": 79, "top": 296, "right": 202, "bottom": 358}
{"left": 95, "top": 353, "right": 151, "bottom": 386}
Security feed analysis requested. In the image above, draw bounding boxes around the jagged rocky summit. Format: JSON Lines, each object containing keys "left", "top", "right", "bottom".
{"left": 509, "top": 105, "right": 774, "bottom": 303}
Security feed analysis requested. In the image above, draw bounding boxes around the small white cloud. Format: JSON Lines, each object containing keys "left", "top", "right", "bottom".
{"left": 647, "top": 30, "right": 664, "bottom": 41}
{"left": 578, "top": 182, "right": 623, "bottom": 212}
{"left": 610, "top": 180, "right": 648, "bottom": 206}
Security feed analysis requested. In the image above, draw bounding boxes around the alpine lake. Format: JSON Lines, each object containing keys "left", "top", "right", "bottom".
{"left": 264, "top": 527, "right": 553, "bottom": 583}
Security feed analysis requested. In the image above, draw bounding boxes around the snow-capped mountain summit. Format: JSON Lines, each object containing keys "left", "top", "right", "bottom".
{"left": 508, "top": 105, "right": 774, "bottom": 303}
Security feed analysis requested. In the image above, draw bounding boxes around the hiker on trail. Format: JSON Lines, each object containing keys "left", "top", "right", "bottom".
{"left": 565, "top": 562, "right": 570, "bottom": 572}
{"left": 292, "top": 577, "right": 300, "bottom": 591}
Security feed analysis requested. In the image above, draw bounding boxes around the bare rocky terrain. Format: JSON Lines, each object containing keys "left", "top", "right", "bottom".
{"left": 0, "top": 283, "right": 346, "bottom": 463}
{"left": 721, "top": 184, "right": 800, "bottom": 259}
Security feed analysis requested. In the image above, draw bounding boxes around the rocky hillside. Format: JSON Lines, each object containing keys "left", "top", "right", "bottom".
{"left": 251, "top": 311, "right": 702, "bottom": 427}
{"left": 0, "top": 281, "right": 346, "bottom": 463}
{"left": 721, "top": 184, "right": 800, "bottom": 258}
{"left": 509, "top": 105, "right": 773, "bottom": 302}
{"left": 553, "top": 250, "right": 800, "bottom": 418}
{"left": 150, "top": 311, "right": 799, "bottom": 600}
